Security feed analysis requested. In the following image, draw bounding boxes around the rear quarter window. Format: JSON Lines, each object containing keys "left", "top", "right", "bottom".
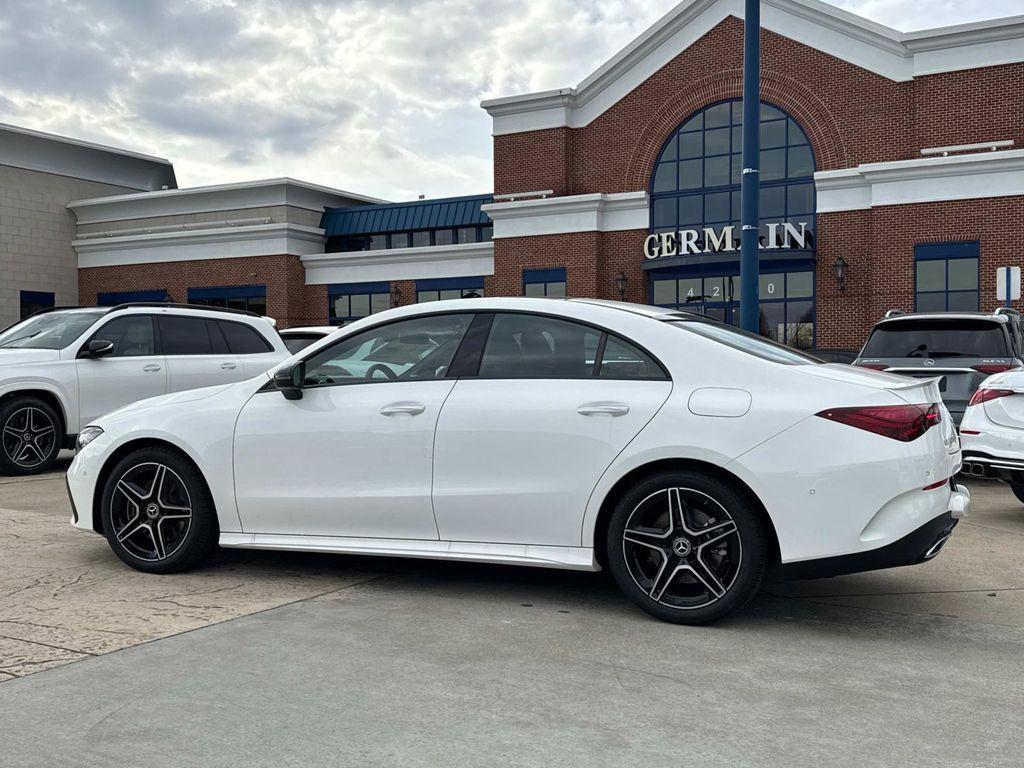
{"left": 861, "top": 319, "right": 1009, "bottom": 359}
{"left": 218, "top": 320, "right": 273, "bottom": 354}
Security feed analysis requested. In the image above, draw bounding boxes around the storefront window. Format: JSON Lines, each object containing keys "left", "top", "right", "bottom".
{"left": 914, "top": 242, "right": 979, "bottom": 311}
{"left": 651, "top": 269, "right": 814, "bottom": 348}
{"left": 416, "top": 277, "right": 485, "bottom": 303}
{"left": 328, "top": 282, "right": 391, "bottom": 325}
{"left": 523, "top": 268, "right": 567, "bottom": 298}
{"left": 188, "top": 285, "right": 267, "bottom": 315}
{"left": 19, "top": 290, "right": 55, "bottom": 320}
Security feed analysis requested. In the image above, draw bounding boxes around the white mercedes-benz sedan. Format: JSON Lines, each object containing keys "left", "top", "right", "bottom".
{"left": 67, "top": 298, "right": 970, "bottom": 624}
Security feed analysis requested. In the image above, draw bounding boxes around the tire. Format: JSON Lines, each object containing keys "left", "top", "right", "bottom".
{"left": 100, "top": 446, "right": 219, "bottom": 573}
{"left": 0, "top": 396, "right": 63, "bottom": 476}
{"left": 605, "top": 470, "right": 767, "bottom": 625}
{"left": 1011, "top": 482, "right": 1024, "bottom": 506}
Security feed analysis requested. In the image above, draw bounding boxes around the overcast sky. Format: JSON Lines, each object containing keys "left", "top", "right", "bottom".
{"left": 0, "top": 0, "right": 1021, "bottom": 201}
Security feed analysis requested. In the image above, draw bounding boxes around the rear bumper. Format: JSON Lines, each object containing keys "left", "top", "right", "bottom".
{"left": 960, "top": 451, "right": 1024, "bottom": 480}
{"left": 782, "top": 484, "right": 969, "bottom": 580}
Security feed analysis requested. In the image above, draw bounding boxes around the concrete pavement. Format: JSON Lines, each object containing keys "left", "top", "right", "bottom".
{"left": 1, "top": 468, "right": 1023, "bottom": 766}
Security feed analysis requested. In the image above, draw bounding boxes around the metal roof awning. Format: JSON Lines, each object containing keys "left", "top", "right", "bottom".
{"left": 321, "top": 194, "right": 493, "bottom": 236}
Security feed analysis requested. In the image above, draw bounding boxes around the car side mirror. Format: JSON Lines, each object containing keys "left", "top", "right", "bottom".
{"left": 274, "top": 362, "right": 305, "bottom": 400}
{"left": 81, "top": 339, "right": 114, "bottom": 359}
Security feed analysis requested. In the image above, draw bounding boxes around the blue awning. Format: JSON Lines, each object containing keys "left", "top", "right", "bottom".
{"left": 321, "top": 194, "right": 493, "bottom": 236}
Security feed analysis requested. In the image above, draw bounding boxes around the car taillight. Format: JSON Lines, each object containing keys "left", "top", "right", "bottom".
{"left": 971, "top": 364, "right": 1018, "bottom": 375}
{"left": 968, "top": 388, "right": 1014, "bottom": 406}
{"left": 855, "top": 363, "right": 888, "bottom": 371}
{"left": 816, "top": 403, "right": 941, "bottom": 442}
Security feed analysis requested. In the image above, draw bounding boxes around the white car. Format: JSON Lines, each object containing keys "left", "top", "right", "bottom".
{"left": 0, "top": 303, "right": 288, "bottom": 475}
{"left": 960, "top": 370, "right": 1024, "bottom": 501}
{"left": 67, "top": 298, "right": 970, "bottom": 624}
{"left": 279, "top": 326, "right": 336, "bottom": 354}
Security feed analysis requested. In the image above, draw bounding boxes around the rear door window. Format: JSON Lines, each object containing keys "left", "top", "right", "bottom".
{"left": 861, "top": 319, "right": 1009, "bottom": 359}
{"left": 159, "top": 316, "right": 213, "bottom": 355}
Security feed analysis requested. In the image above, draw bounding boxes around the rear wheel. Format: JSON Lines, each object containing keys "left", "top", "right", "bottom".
{"left": 0, "top": 396, "right": 63, "bottom": 476}
{"left": 100, "top": 447, "right": 218, "bottom": 573}
{"left": 1011, "top": 481, "right": 1024, "bottom": 506}
{"left": 606, "top": 470, "right": 767, "bottom": 624}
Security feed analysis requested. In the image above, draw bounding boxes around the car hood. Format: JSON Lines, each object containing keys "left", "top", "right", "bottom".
{"left": 0, "top": 348, "right": 62, "bottom": 366}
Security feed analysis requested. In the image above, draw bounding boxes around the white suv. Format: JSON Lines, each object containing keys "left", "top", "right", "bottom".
{"left": 0, "top": 303, "right": 288, "bottom": 475}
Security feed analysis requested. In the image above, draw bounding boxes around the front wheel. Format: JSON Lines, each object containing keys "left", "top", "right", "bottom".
{"left": 606, "top": 470, "right": 767, "bottom": 625}
{"left": 0, "top": 396, "right": 63, "bottom": 476}
{"left": 100, "top": 447, "right": 219, "bottom": 573}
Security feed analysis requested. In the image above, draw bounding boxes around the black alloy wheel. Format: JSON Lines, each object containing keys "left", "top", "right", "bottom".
{"left": 101, "top": 447, "right": 218, "bottom": 573}
{"left": 0, "top": 397, "right": 62, "bottom": 475}
{"left": 606, "top": 470, "right": 767, "bottom": 624}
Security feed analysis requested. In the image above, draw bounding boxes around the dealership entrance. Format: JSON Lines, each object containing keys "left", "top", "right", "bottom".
{"left": 642, "top": 98, "right": 817, "bottom": 348}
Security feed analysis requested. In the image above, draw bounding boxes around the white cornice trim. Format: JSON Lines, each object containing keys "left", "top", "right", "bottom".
{"left": 67, "top": 177, "right": 387, "bottom": 225}
{"left": 73, "top": 223, "right": 326, "bottom": 268}
{"left": 0, "top": 122, "right": 177, "bottom": 191}
{"left": 481, "top": 0, "right": 1024, "bottom": 135}
{"left": 815, "top": 149, "right": 1024, "bottom": 212}
{"left": 302, "top": 241, "right": 495, "bottom": 285}
{"left": 482, "top": 191, "right": 648, "bottom": 238}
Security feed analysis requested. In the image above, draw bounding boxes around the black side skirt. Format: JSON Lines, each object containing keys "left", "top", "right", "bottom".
{"left": 782, "top": 513, "right": 957, "bottom": 580}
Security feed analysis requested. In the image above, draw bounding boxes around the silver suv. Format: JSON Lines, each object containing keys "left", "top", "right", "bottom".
{"left": 0, "top": 303, "right": 288, "bottom": 475}
{"left": 854, "top": 308, "right": 1024, "bottom": 425}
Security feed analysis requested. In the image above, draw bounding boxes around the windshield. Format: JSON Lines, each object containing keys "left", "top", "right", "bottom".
{"left": 669, "top": 320, "right": 818, "bottom": 365}
{"left": 861, "top": 319, "right": 1009, "bottom": 359}
{"left": 0, "top": 310, "right": 105, "bottom": 350}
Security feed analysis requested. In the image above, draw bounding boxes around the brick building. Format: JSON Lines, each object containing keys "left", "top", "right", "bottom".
{"left": 63, "top": 0, "right": 1024, "bottom": 348}
{"left": 0, "top": 124, "right": 175, "bottom": 327}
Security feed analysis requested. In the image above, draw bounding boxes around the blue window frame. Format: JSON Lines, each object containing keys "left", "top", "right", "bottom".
{"left": 20, "top": 290, "right": 55, "bottom": 319}
{"left": 328, "top": 282, "right": 391, "bottom": 325}
{"left": 97, "top": 289, "right": 168, "bottom": 306}
{"left": 650, "top": 100, "right": 815, "bottom": 251}
{"left": 523, "top": 268, "right": 567, "bottom": 298}
{"left": 416, "top": 276, "right": 485, "bottom": 303}
{"left": 187, "top": 285, "right": 267, "bottom": 314}
{"left": 914, "top": 242, "right": 980, "bottom": 312}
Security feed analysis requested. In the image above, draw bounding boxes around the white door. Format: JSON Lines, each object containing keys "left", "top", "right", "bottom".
{"left": 431, "top": 313, "right": 673, "bottom": 546}
{"left": 76, "top": 315, "right": 167, "bottom": 429}
{"left": 157, "top": 315, "right": 244, "bottom": 392}
{"left": 232, "top": 313, "right": 473, "bottom": 538}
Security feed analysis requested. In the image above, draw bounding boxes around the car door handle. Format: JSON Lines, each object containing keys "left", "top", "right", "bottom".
{"left": 220, "top": 362, "right": 238, "bottom": 370}
{"left": 380, "top": 402, "right": 426, "bottom": 416}
{"left": 577, "top": 402, "right": 630, "bottom": 417}
{"left": 143, "top": 364, "right": 161, "bottom": 373}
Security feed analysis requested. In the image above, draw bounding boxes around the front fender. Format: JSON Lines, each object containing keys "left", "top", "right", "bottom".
{"left": 0, "top": 377, "right": 77, "bottom": 436}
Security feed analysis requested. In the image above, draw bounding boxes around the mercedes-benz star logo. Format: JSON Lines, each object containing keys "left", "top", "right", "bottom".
{"left": 671, "top": 538, "right": 692, "bottom": 557}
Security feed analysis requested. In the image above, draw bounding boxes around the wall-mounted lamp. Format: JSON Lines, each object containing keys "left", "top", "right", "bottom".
{"left": 615, "top": 272, "right": 628, "bottom": 301}
{"left": 832, "top": 255, "right": 849, "bottom": 292}
{"left": 390, "top": 284, "right": 402, "bottom": 307}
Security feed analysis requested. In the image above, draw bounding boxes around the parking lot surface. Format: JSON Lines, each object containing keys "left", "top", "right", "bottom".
{"left": 1, "top": 466, "right": 1023, "bottom": 766}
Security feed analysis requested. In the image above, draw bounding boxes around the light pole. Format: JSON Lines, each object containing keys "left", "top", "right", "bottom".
{"left": 739, "top": 0, "right": 761, "bottom": 333}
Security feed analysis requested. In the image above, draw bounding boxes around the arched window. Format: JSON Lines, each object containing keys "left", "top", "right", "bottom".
{"left": 648, "top": 100, "right": 816, "bottom": 348}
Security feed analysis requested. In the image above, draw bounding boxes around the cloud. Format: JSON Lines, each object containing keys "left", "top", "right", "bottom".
{"left": 0, "top": 0, "right": 1020, "bottom": 200}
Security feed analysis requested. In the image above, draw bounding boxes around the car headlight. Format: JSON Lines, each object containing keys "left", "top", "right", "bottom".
{"left": 76, "top": 426, "right": 104, "bottom": 451}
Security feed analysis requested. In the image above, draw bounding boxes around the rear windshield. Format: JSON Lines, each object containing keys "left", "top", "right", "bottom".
{"left": 669, "top": 320, "right": 818, "bottom": 365}
{"left": 861, "top": 319, "right": 1009, "bottom": 359}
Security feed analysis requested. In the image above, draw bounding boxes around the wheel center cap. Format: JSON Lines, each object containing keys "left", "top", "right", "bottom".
{"left": 671, "top": 537, "right": 692, "bottom": 557}
{"left": 145, "top": 503, "right": 160, "bottom": 519}
{"left": 23, "top": 432, "right": 31, "bottom": 441}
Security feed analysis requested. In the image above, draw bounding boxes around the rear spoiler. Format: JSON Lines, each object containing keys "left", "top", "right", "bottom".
{"left": 882, "top": 376, "right": 944, "bottom": 391}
